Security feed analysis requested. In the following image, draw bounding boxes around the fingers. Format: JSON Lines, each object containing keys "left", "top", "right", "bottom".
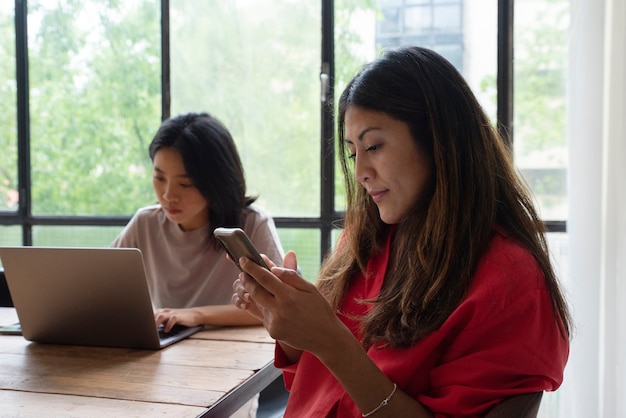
{"left": 283, "top": 250, "right": 297, "bottom": 270}
{"left": 239, "top": 257, "right": 280, "bottom": 299}
{"left": 239, "top": 251, "right": 313, "bottom": 296}
{"left": 155, "top": 309, "right": 177, "bottom": 332}
{"left": 154, "top": 308, "right": 169, "bottom": 327}
{"left": 231, "top": 291, "right": 249, "bottom": 310}
{"left": 261, "top": 253, "right": 277, "bottom": 269}
{"left": 232, "top": 277, "right": 252, "bottom": 308}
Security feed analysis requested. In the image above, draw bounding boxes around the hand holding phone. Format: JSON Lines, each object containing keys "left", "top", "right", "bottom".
{"left": 213, "top": 227, "right": 270, "bottom": 271}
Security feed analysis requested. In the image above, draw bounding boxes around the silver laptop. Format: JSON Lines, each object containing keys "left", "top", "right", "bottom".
{"left": 0, "top": 246, "right": 202, "bottom": 349}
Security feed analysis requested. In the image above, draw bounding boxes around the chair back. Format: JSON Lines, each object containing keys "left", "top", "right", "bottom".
{"left": 485, "top": 392, "right": 543, "bottom": 418}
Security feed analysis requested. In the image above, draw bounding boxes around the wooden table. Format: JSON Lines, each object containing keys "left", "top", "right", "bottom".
{"left": 0, "top": 308, "right": 280, "bottom": 417}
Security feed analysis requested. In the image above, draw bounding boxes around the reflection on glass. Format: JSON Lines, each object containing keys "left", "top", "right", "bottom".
{"left": 28, "top": 0, "right": 159, "bottom": 216}
{"left": 170, "top": 1, "right": 321, "bottom": 218}
{"left": 0, "top": 2, "right": 17, "bottom": 213}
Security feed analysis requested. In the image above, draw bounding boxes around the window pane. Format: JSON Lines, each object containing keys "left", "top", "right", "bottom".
{"left": 514, "top": 0, "right": 569, "bottom": 221}
{"left": 404, "top": 6, "right": 431, "bottom": 33}
{"left": 28, "top": 0, "right": 160, "bottom": 216}
{"left": 32, "top": 225, "right": 124, "bottom": 247}
{"left": 170, "top": 0, "right": 322, "bottom": 218}
{"left": 0, "top": 227, "right": 22, "bottom": 269}
{"left": 334, "top": 0, "right": 498, "bottom": 210}
{"left": 277, "top": 228, "right": 321, "bottom": 282}
{"left": 0, "top": 2, "right": 17, "bottom": 213}
{"left": 0, "top": 226, "right": 21, "bottom": 247}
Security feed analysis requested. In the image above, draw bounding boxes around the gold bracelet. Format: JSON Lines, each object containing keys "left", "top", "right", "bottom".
{"left": 361, "top": 383, "right": 397, "bottom": 417}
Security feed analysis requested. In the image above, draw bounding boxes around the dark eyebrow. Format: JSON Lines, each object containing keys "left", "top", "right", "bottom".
{"left": 153, "top": 166, "right": 191, "bottom": 178}
{"left": 345, "top": 126, "right": 381, "bottom": 144}
{"left": 358, "top": 127, "right": 380, "bottom": 141}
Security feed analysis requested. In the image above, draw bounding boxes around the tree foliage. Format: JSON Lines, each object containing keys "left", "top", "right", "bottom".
{"left": 27, "top": 0, "right": 160, "bottom": 215}
{"left": 0, "top": 4, "right": 18, "bottom": 211}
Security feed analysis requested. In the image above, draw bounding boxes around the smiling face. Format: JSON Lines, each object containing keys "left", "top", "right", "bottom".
{"left": 152, "top": 147, "right": 209, "bottom": 231}
{"left": 344, "top": 106, "right": 434, "bottom": 225}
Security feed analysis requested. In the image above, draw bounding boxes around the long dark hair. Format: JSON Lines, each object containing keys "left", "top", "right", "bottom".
{"left": 318, "top": 46, "right": 571, "bottom": 348}
{"left": 149, "top": 112, "right": 256, "bottom": 246}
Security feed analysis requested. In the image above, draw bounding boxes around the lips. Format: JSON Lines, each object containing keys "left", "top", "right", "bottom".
{"left": 166, "top": 208, "right": 182, "bottom": 215}
{"left": 369, "top": 190, "right": 387, "bottom": 203}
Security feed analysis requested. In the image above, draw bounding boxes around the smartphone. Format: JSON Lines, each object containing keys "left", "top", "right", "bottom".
{"left": 213, "top": 227, "right": 270, "bottom": 271}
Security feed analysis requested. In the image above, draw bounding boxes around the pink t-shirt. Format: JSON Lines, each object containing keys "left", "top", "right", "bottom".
{"left": 276, "top": 230, "right": 569, "bottom": 417}
{"left": 112, "top": 203, "right": 284, "bottom": 309}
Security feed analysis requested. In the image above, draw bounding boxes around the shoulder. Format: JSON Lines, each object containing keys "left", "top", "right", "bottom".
{"left": 129, "top": 204, "right": 165, "bottom": 224}
{"left": 476, "top": 231, "right": 543, "bottom": 286}
{"left": 122, "top": 204, "right": 167, "bottom": 233}
{"left": 113, "top": 204, "right": 164, "bottom": 248}
{"left": 242, "top": 204, "right": 284, "bottom": 262}
{"left": 242, "top": 204, "right": 277, "bottom": 231}
{"left": 133, "top": 203, "right": 163, "bottom": 218}
{"left": 244, "top": 203, "right": 274, "bottom": 222}
{"left": 462, "top": 231, "right": 548, "bottom": 314}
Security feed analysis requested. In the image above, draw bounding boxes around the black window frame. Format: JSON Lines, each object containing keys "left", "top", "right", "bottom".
{"left": 1, "top": 0, "right": 565, "bottom": 263}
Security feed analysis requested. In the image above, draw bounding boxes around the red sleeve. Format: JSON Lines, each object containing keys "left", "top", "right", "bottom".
{"left": 418, "top": 239, "right": 569, "bottom": 415}
{"left": 274, "top": 342, "right": 297, "bottom": 390}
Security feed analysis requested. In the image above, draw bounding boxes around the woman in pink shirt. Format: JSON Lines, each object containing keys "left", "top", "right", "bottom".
{"left": 232, "top": 46, "right": 571, "bottom": 417}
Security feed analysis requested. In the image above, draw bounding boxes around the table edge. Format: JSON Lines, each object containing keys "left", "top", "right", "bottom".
{"left": 198, "top": 360, "right": 282, "bottom": 417}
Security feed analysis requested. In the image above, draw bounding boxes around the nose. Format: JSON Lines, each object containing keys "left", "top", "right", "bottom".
{"left": 354, "top": 153, "right": 371, "bottom": 184}
{"left": 162, "top": 185, "right": 178, "bottom": 202}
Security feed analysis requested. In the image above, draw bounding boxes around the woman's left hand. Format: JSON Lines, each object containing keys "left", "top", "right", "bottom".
{"left": 233, "top": 251, "right": 349, "bottom": 360}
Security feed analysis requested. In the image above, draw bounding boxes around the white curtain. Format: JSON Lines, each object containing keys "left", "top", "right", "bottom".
{"left": 560, "top": 0, "right": 626, "bottom": 416}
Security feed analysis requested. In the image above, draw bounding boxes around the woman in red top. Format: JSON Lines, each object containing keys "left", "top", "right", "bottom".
{"left": 233, "top": 46, "right": 571, "bottom": 417}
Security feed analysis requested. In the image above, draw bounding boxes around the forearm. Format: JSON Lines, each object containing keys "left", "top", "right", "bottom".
{"left": 194, "top": 304, "right": 263, "bottom": 326}
{"left": 317, "top": 324, "right": 433, "bottom": 418}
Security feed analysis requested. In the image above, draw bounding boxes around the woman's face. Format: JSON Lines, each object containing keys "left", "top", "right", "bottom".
{"left": 152, "top": 148, "right": 209, "bottom": 231}
{"left": 344, "top": 106, "right": 433, "bottom": 225}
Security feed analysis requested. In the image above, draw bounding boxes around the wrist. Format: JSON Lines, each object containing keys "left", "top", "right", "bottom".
{"left": 316, "top": 319, "right": 361, "bottom": 369}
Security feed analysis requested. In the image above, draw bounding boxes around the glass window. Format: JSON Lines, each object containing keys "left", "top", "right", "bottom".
{"left": 28, "top": 0, "right": 160, "bottom": 216}
{"left": 277, "top": 228, "right": 321, "bottom": 282}
{"left": 0, "top": 227, "right": 22, "bottom": 268}
{"left": 379, "top": 6, "right": 403, "bottom": 34}
{"left": 0, "top": 2, "right": 17, "bottom": 213}
{"left": 335, "top": 0, "right": 498, "bottom": 208}
{"left": 0, "top": 226, "right": 21, "bottom": 247}
{"left": 169, "top": 0, "right": 322, "bottom": 219}
{"left": 433, "top": 5, "right": 461, "bottom": 32}
{"left": 32, "top": 225, "right": 124, "bottom": 247}
{"left": 404, "top": 6, "right": 432, "bottom": 33}
{"left": 514, "top": 0, "right": 569, "bottom": 221}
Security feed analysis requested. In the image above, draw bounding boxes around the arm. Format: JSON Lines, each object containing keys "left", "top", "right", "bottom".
{"left": 155, "top": 304, "right": 262, "bottom": 332}
{"left": 235, "top": 253, "right": 434, "bottom": 418}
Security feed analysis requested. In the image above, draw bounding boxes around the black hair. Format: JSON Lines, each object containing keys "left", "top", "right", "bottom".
{"left": 149, "top": 112, "right": 256, "bottom": 246}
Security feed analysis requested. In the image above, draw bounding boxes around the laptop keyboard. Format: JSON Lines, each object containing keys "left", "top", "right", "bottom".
{"left": 157, "top": 324, "right": 191, "bottom": 340}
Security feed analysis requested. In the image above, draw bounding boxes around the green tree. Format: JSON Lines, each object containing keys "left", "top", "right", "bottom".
{"left": 28, "top": 0, "right": 160, "bottom": 216}
{"left": 514, "top": 0, "right": 568, "bottom": 157}
{"left": 0, "top": 4, "right": 17, "bottom": 211}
